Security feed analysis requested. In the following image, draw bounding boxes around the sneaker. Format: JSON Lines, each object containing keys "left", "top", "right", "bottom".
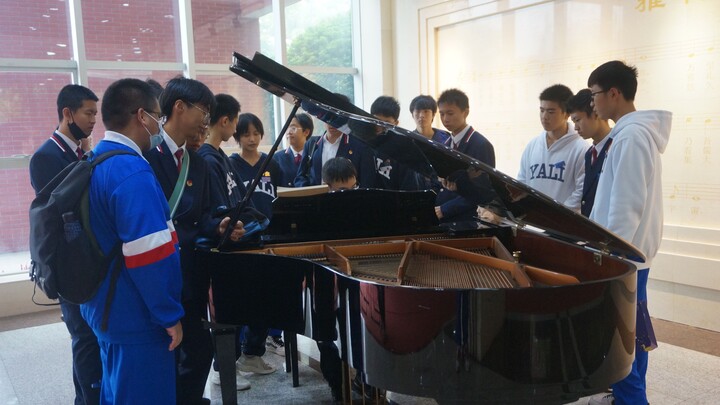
{"left": 588, "top": 393, "right": 614, "bottom": 405}
{"left": 209, "top": 370, "right": 251, "bottom": 391}
{"left": 266, "top": 335, "right": 285, "bottom": 357}
{"left": 236, "top": 354, "right": 277, "bottom": 375}
{"left": 351, "top": 373, "right": 379, "bottom": 400}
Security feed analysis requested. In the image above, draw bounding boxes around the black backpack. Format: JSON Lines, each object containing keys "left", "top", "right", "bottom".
{"left": 29, "top": 149, "right": 132, "bottom": 329}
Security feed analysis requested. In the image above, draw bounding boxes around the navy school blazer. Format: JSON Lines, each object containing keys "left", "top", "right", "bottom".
{"left": 581, "top": 138, "right": 613, "bottom": 217}
{"left": 436, "top": 127, "right": 496, "bottom": 222}
{"left": 144, "top": 141, "right": 220, "bottom": 249}
{"left": 293, "top": 133, "right": 375, "bottom": 188}
{"left": 29, "top": 132, "right": 80, "bottom": 194}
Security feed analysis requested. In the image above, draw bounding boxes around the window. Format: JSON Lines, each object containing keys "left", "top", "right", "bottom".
{"left": 192, "top": 0, "right": 272, "bottom": 64}
{"left": 87, "top": 70, "right": 183, "bottom": 136}
{"left": 82, "top": 0, "right": 181, "bottom": 62}
{"left": 0, "top": 1, "right": 73, "bottom": 60}
{"left": 0, "top": 0, "right": 360, "bottom": 279}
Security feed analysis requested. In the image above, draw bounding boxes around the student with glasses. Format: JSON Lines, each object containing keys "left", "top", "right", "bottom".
{"left": 322, "top": 156, "right": 358, "bottom": 192}
{"left": 144, "top": 76, "right": 246, "bottom": 405}
{"left": 586, "top": 60, "right": 672, "bottom": 405}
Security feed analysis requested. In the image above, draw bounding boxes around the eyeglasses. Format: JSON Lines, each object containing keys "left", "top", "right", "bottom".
{"left": 590, "top": 89, "right": 609, "bottom": 99}
{"left": 143, "top": 110, "right": 165, "bottom": 126}
{"left": 187, "top": 102, "right": 210, "bottom": 125}
{"left": 329, "top": 182, "right": 359, "bottom": 192}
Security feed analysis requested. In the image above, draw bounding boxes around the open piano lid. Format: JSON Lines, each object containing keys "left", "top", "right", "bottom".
{"left": 229, "top": 51, "right": 645, "bottom": 263}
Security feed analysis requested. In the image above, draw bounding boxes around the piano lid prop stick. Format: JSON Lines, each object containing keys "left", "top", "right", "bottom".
{"left": 217, "top": 100, "right": 302, "bottom": 249}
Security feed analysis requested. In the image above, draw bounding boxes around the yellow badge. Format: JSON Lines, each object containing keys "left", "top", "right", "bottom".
{"left": 348, "top": 150, "right": 353, "bottom": 155}
{"left": 186, "top": 180, "right": 193, "bottom": 187}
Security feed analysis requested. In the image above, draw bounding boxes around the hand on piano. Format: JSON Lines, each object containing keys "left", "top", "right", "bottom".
{"left": 218, "top": 217, "right": 246, "bottom": 242}
{"left": 439, "top": 177, "right": 457, "bottom": 192}
{"left": 477, "top": 206, "right": 501, "bottom": 225}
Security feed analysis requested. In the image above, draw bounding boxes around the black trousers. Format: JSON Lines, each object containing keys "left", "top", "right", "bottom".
{"left": 61, "top": 300, "right": 101, "bottom": 405}
{"left": 175, "top": 298, "right": 213, "bottom": 405}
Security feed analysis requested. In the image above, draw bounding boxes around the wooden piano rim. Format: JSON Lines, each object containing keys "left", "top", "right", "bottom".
{"left": 240, "top": 236, "right": 580, "bottom": 289}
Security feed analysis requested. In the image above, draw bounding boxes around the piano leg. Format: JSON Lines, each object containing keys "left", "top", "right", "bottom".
{"left": 285, "top": 330, "right": 300, "bottom": 387}
{"left": 213, "top": 325, "right": 239, "bottom": 405}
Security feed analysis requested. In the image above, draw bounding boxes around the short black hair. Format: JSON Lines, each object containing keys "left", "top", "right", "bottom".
{"left": 333, "top": 93, "right": 351, "bottom": 104}
{"left": 370, "top": 96, "right": 401, "bottom": 120}
{"left": 234, "top": 112, "right": 264, "bottom": 143}
{"left": 587, "top": 60, "right": 638, "bottom": 101}
{"left": 159, "top": 76, "right": 216, "bottom": 119}
{"left": 322, "top": 157, "right": 357, "bottom": 185}
{"left": 539, "top": 84, "right": 573, "bottom": 112}
{"left": 409, "top": 95, "right": 438, "bottom": 115}
{"left": 56, "top": 84, "right": 98, "bottom": 122}
{"left": 567, "top": 89, "right": 594, "bottom": 116}
{"left": 145, "top": 78, "right": 164, "bottom": 99}
{"left": 101, "top": 78, "right": 157, "bottom": 131}
{"left": 211, "top": 93, "right": 241, "bottom": 125}
{"left": 437, "top": 88, "right": 469, "bottom": 111}
{"left": 294, "top": 112, "right": 314, "bottom": 138}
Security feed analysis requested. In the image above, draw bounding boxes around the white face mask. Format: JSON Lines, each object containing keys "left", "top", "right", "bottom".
{"left": 142, "top": 110, "right": 165, "bottom": 150}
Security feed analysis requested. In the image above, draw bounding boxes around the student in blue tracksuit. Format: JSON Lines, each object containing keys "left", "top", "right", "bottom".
{"left": 435, "top": 88, "right": 495, "bottom": 223}
{"left": 144, "top": 77, "right": 245, "bottom": 405}
{"left": 80, "top": 78, "right": 184, "bottom": 404}
{"left": 566, "top": 89, "right": 612, "bottom": 218}
{"left": 273, "top": 112, "right": 313, "bottom": 187}
{"left": 228, "top": 112, "right": 283, "bottom": 374}
{"left": 29, "top": 84, "right": 103, "bottom": 405}
{"left": 409, "top": 94, "right": 450, "bottom": 143}
{"left": 294, "top": 94, "right": 375, "bottom": 189}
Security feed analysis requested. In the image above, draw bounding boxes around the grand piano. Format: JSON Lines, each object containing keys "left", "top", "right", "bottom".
{"left": 200, "top": 52, "right": 643, "bottom": 404}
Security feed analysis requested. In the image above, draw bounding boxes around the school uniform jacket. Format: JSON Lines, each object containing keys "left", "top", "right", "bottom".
{"left": 273, "top": 147, "right": 303, "bottom": 187}
{"left": 196, "top": 143, "right": 248, "bottom": 216}
{"left": 29, "top": 131, "right": 80, "bottom": 194}
{"left": 293, "top": 134, "right": 375, "bottom": 188}
{"left": 144, "top": 140, "right": 219, "bottom": 304}
{"left": 436, "top": 127, "right": 495, "bottom": 222}
{"left": 581, "top": 138, "right": 612, "bottom": 217}
{"left": 229, "top": 152, "right": 281, "bottom": 219}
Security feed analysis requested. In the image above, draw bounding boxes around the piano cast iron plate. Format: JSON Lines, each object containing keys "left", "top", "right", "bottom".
{"left": 348, "top": 250, "right": 516, "bottom": 289}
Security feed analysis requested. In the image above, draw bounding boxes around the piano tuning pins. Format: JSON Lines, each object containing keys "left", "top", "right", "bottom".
{"left": 512, "top": 251, "right": 522, "bottom": 262}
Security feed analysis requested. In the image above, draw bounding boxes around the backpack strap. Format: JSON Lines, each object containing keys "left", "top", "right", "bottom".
{"left": 100, "top": 250, "right": 123, "bottom": 332}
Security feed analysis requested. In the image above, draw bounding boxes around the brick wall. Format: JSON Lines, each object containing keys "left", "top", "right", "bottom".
{"left": 0, "top": 0, "right": 292, "bottom": 255}
{"left": 0, "top": 1, "right": 72, "bottom": 59}
{"left": 82, "top": 0, "right": 181, "bottom": 62}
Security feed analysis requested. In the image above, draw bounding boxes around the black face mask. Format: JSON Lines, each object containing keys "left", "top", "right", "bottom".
{"left": 68, "top": 111, "right": 89, "bottom": 140}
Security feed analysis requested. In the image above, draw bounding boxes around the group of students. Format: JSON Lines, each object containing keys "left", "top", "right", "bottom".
{"left": 216, "top": 60, "right": 666, "bottom": 405}
{"left": 28, "top": 59, "right": 669, "bottom": 405}
{"left": 510, "top": 62, "right": 670, "bottom": 405}
{"left": 29, "top": 78, "right": 285, "bottom": 405}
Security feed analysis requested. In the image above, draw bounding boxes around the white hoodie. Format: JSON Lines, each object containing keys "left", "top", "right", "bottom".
{"left": 517, "top": 127, "right": 588, "bottom": 211}
{"left": 590, "top": 110, "right": 672, "bottom": 269}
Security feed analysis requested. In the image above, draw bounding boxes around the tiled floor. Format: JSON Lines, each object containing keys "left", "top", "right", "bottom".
{"left": 1, "top": 310, "right": 719, "bottom": 404}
